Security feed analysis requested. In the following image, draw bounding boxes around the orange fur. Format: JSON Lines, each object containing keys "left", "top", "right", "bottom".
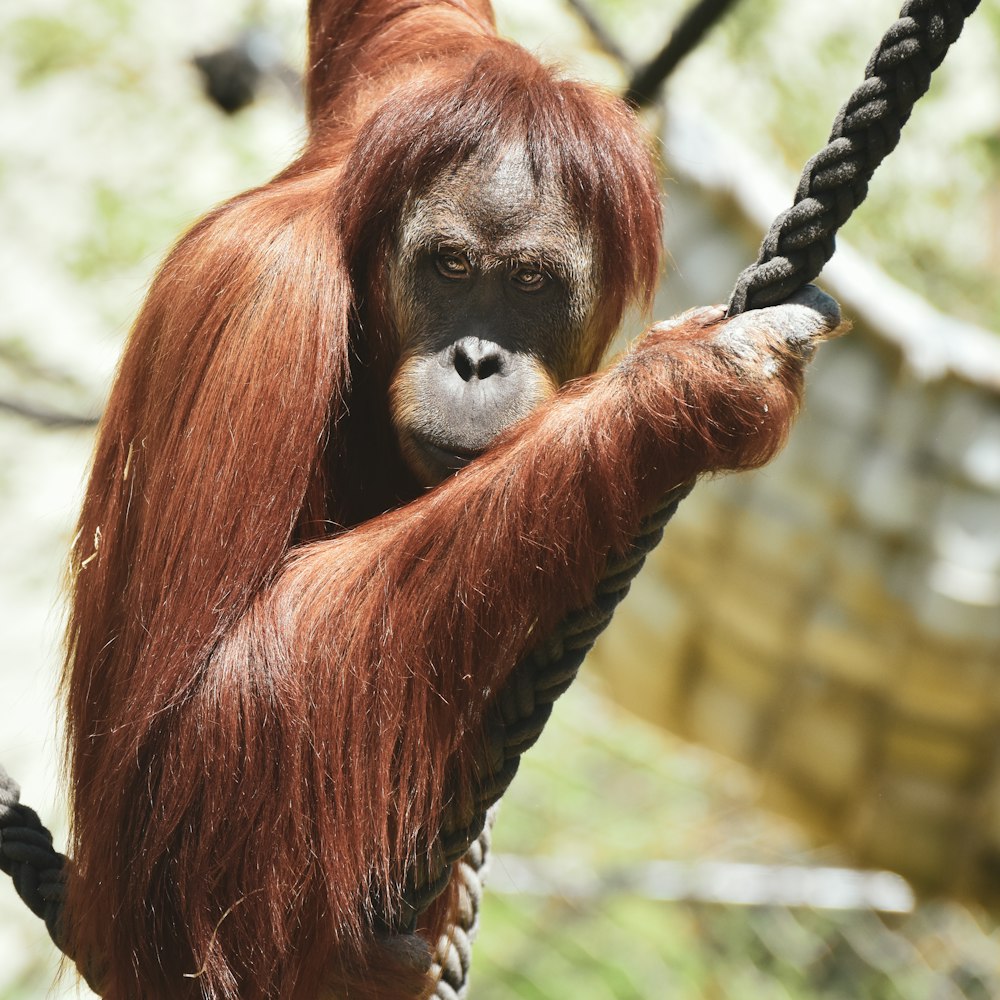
{"left": 62, "top": 2, "right": 803, "bottom": 998}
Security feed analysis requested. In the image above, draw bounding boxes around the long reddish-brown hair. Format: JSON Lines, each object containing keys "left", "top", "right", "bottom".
{"left": 63, "top": 3, "right": 672, "bottom": 998}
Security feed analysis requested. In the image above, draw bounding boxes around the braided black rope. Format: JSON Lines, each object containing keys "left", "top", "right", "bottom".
{"left": 398, "top": 487, "right": 690, "bottom": 928}
{"left": 0, "top": 765, "right": 67, "bottom": 950}
{"left": 728, "top": 0, "right": 981, "bottom": 316}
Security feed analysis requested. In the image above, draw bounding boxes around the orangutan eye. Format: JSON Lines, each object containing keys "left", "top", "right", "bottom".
{"left": 510, "top": 265, "right": 548, "bottom": 292}
{"left": 435, "top": 252, "right": 471, "bottom": 279}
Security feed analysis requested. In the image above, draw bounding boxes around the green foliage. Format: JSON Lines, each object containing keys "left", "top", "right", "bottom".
{"left": 472, "top": 686, "right": 1000, "bottom": 999}
{"left": 9, "top": 17, "right": 104, "bottom": 85}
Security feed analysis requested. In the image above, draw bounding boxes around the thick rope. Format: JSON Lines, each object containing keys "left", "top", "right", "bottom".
{"left": 728, "top": 0, "right": 981, "bottom": 315}
{"left": 398, "top": 487, "right": 690, "bottom": 927}
{"left": 0, "top": 1, "right": 982, "bottom": 995}
{"left": 0, "top": 765, "right": 67, "bottom": 950}
{"left": 430, "top": 807, "right": 496, "bottom": 999}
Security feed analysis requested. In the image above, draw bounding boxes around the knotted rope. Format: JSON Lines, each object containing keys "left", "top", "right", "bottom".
{"left": 430, "top": 808, "right": 496, "bottom": 1000}
{"left": 0, "top": 766, "right": 67, "bottom": 950}
{"left": 727, "top": 0, "right": 981, "bottom": 315}
{"left": 0, "top": 0, "right": 981, "bottom": 995}
{"left": 398, "top": 488, "right": 690, "bottom": 927}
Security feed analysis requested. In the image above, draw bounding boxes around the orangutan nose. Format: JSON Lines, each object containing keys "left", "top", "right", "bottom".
{"left": 452, "top": 337, "right": 508, "bottom": 381}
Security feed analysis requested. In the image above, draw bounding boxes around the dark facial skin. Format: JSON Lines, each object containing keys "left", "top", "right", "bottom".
{"left": 387, "top": 145, "right": 599, "bottom": 486}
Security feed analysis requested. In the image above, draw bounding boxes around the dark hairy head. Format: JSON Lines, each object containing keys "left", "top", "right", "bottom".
{"left": 386, "top": 144, "right": 598, "bottom": 483}
{"left": 337, "top": 43, "right": 663, "bottom": 484}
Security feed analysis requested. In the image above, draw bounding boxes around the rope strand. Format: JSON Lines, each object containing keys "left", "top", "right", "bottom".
{"left": 0, "top": 765, "right": 68, "bottom": 950}
{"left": 727, "top": 0, "right": 981, "bottom": 315}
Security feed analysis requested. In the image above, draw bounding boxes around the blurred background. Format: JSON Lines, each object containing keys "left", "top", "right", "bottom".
{"left": 1, "top": 0, "right": 998, "bottom": 996}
